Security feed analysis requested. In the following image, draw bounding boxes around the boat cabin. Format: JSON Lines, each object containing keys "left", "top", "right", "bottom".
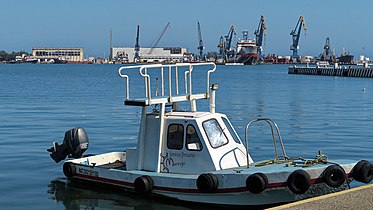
{"left": 119, "top": 63, "right": 253, "bottom": 174}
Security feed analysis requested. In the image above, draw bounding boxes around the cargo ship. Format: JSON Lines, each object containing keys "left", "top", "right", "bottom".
{"left": 236, "top": 30, "right": 258, "bottom": 65}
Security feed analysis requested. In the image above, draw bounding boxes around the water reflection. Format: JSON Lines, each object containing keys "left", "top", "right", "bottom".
{"left": 47, "top": 178, "right": 245, "bottom": 210}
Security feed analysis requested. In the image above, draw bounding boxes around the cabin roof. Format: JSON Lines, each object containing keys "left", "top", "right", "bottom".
{"left": 164, "top": 111, "right": 212, "bottom": 119}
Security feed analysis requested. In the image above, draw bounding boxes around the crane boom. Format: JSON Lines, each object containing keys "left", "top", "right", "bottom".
{"left": 148, "top": 21, "right": 171, "bottom": 54}
{"left": 197, "top": 22, "right": 204, "bottom": 61}
{"left": 217, "top": 25, "right": 236, "bottom": 63}
{"left": 225, "top": 25, "right": 236, "bottom": 53}
{"left": 134, "top": 25, "right": 140, "bottom": 62}
{"left": 254, "top": 15, "right": 267, "bottom": 60}
{"left": 290, "top": 16, "right": 307, "bottom": 59}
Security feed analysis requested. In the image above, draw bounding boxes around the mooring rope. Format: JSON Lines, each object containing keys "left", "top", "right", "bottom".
{"left": 255, "top": 150, "right": 332, "bottom": 168}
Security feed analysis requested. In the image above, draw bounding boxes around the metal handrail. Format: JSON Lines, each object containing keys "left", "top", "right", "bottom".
{"left": 118, "top": 63, "right": 216, "bottom": 104}
{"left": 245, "top": 118, "right": 288, "bottom": 167}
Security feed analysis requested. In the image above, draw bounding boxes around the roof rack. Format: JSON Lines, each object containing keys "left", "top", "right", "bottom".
{"left": 118, "top": 63, "right": 216, "bottom": 107}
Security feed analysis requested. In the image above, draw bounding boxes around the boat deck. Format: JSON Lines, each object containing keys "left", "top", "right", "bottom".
{"left": 100, "top": 160, "right": 125, "bottom": 170}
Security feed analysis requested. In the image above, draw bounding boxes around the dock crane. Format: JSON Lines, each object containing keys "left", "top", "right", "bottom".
{"left": 134, "top": 25, "right": 140, "bottom": 62}
{"left": 197, "top": 22, "right": 205, "bottom": 61}
{"left": 218, "top": 25, "right": 236, "bottom": 62}
{"left": 218, "top": 36, "right": 225, "bottom": 55}
{"left": 148, "top": 21, "right": 171, "bottom": 54}
{"left": 225, "top": 25, "right": 236, "bottom": 58}
{"left": 290, "top": 16, "right": 307, "bottom": 61}
{"left": 321, "top": 37, "right": 335, "bottom": 62}
{"left": 254, "top": 15, "right": 267, "bottom": 61}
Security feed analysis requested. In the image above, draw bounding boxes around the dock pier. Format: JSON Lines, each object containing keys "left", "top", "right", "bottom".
{"left": 268, "top": 184, "right": 373, "bottom": 210}
{"left": 288, "top": 65, "right": 373, "bottom": 78}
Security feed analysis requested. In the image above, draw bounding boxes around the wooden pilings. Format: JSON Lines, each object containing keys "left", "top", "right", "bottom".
{"left": 288, "top": 66, "right": 373, "bottom": 78}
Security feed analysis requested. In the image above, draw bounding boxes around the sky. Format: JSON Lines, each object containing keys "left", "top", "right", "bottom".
{"left": 1, "top": 0, "right": 373, "bottom": 58}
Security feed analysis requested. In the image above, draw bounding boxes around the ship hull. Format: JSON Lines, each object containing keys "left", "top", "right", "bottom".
{"left": 238, "top": 53, "right": 258, "bottom": 65}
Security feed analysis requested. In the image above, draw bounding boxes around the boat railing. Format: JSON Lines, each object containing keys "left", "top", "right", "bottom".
{"left": 245, "top": 118, "right": 288, "bottom": 167}
{"left": 118, "top": 63, "right": 216, "bottom": 107}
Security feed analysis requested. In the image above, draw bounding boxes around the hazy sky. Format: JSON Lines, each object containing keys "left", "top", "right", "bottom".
{"left": 1, "top": 0, "right": 373, "bottom": 58}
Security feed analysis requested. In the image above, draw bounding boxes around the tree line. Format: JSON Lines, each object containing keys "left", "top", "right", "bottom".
{"left": 0, "top": 50, "right": 30, "bottom": 62}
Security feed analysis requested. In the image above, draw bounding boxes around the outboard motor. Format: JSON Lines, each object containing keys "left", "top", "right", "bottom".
{"left": 47, "top": 127, "right": 89, "bottom": 163}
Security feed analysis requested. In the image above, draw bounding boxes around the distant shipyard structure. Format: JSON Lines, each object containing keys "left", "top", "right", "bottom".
{"left": 110, "top": 23, "right": 189, "bottom": 64}
{"left": 111, "top": 47, "right": 187, "bottom": 63}
{"left": 32, "top": 47, "right": 84, "bottom": 63}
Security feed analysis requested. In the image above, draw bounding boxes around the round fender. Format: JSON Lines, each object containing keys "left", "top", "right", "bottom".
{"left": 63, "top": 162, "right": 76, "bottom": 178}
{"left": 134, "top": 175, "right": 154, "bottom": 194}
{"left": 324, "top": 164, "right": 346, "bottom": 187}
{"left": 352, "top": 160, "right": 373, "bottom": 183}
{"left": 246, "top": 173, "right": 268, "bottom": 194}
{"left": 196, "top": 173, "right": 219, "bottom": 193}
{"left": 287, "top": 170, "right": 311, "bottom": 194}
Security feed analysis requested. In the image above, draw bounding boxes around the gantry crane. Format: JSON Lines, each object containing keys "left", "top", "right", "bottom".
{"left": 290, "top": 16, "right": 307, "bottom": 60}
{"left": 134, "top": 25, "right": 140, "bottom": 62}
{"left": 254, "top": 15, "right": 267, "bottom": 61}
{"left": 148, "top": 21, "right": 171, "bottom": 54}
{"left": 197, "top": 22, "right": 204, "bottom": 61}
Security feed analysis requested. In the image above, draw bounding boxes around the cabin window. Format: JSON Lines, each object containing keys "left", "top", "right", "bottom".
{"left": 186, "top": 125, "right": 202, "bottom": 151}
{"left": 222, "top": 117, "right": 241, "bottom": 144}
{"left": 167, "top": 124, "right": 184, "bottom": 150}
{"left": 203, "top": 119, "right": 228, "bottom": 148}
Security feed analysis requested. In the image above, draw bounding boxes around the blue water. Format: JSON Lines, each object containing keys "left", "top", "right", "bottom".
{"left": 1, "top": 64, "right": 372, "bottom": 209}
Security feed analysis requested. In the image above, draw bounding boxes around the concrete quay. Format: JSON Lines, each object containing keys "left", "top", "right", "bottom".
{"left": 288, "top": 65, "right": 373, "bottom": 78}
{"left": 268, "top": 184, "right": 373, "bottom": 210}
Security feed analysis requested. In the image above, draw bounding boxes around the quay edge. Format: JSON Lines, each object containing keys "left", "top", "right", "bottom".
{"left": 267, "top": 184, "right": 373, "bottom": 210}
{"left": 288, "top": 65, "right": 373, "bottom": 78}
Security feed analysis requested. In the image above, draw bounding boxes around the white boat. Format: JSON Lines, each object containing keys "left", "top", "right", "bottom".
{"left": 48, "top": 63, "right": 373, "bottom": 207}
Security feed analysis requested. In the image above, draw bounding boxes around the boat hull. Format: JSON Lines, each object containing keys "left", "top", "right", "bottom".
{"left": 64, "top": 152, "right": 358, "bottom": 206}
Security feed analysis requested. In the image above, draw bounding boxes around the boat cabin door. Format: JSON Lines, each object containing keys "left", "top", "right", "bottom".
{"left": 160, "top": 119, "right": 214, "bottom": 174}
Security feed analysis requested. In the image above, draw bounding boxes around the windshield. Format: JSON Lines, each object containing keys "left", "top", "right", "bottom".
{"left": 222, "top": 117, "right": 242, "bottom": 144}
{"left": 203, "top": 119, "right": 228, "bottom": 148}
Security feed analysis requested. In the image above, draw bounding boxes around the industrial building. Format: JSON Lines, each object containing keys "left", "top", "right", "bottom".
{"left": 111, "top": 47, "right": 188, "bottom": 63}
{"left": 32, "top": 48, "right": 84, "bottom": 62}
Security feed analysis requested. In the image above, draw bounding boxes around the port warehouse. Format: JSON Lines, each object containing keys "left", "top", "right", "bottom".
{"left": 111, "top": 47, "right": 187, "bottom": 63}
{"left": 32, "top": 48, "right": 84, "bottom": 62}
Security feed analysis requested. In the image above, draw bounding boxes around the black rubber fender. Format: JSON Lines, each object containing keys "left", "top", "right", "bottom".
{"left": 287, "top": 169, "right": 311, "bottom": 194}
{"left": 196, "top": 173, "right": 219, "bottom": 193}
{"left": 324, "top": 164, "right": 346, "bottom": 187}
{"left": 352, "top": 160, "right": 373, "bottom": 183}
{"left": 246, "top": 173, "right": 268, "bottom": 194}
{"left": 134, "top": 175, "right": 154, "bottom": 194}
{"left": 63, "top": 162, "right": 76, "bottom": 178}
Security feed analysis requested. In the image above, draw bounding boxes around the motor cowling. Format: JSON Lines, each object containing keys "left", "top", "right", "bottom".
{"left": 47, "top": 127, "right": 89, "bottom": 163}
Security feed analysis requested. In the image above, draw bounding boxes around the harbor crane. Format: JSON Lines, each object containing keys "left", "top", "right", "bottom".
{"left": 134, "top": 25, "right": 140, "bottom": 62}
{"left": 290, "top": 16, "right": 307, "bottom": 61}
{"left": 197, "top": 22, "right": 205, "bottom": 61}
{"left": 254, "top": 15, "right": 267, "bottom": 61}
{"left": 320, "top": 37, "right": 335, "bottom": 62}
{"left": 225, "top": 25, "right": 236, "bottom": 57}
{"left": 218, "top": 25, "right": 236, "bottom": 62}
{"left": 148, "top": 21, "right": 171, "bottom": 54}
{"left": 218, "top": 36, "right": 225, "bottom": 55}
